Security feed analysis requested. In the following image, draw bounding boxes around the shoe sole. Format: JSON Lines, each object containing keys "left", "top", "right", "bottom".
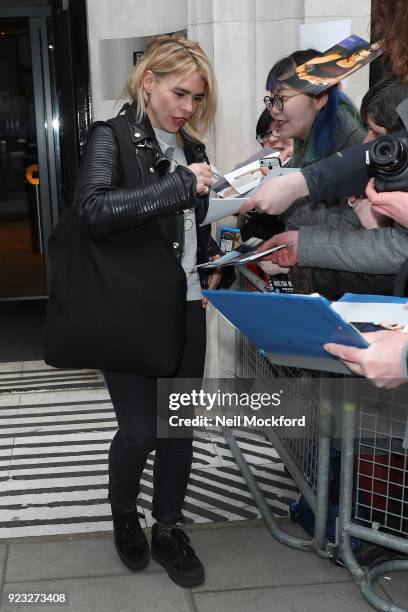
{"left": 151, "top": 546, "right": 204, "bottom": 587}
{"left": 115, "top": 540, "right": 150, "bottom": 572}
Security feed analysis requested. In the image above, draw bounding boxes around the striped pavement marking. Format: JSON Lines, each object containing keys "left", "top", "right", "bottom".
{"left": 0, "top": 362, "right": 298, "bottom": 539}
{"left": 0, "top": 362, "right": 105, "bottom": 394}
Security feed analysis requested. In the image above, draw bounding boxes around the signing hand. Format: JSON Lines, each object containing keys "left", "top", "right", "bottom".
{"left": 239, "top": 172, "right": 309, "bottom": 216}
{"left": 257, "top": 231, "right": 299, "bottom": 268}
{"left": 188, "top": 162, "right": 213, "bottom": 195}
{"left": 324, "top": 330, "right": 408, "bottom": 388}
{"left": 365, "top": 179, "right": 408, "bottom": 228}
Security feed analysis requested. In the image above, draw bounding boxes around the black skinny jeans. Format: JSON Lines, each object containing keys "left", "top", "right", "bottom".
{"left": 104, "top": 300, "right": 206, "bottom": 523}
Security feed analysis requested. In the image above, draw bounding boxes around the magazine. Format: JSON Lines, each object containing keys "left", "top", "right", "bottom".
{"left": 280, "top": 35, "right": 383, "bottom": 95}
{"left": 195, "top": 237, "right": 291, "bottom": 269}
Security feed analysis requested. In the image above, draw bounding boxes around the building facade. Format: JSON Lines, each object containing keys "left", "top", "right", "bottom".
{"left": 87, "top": 0, "right": 372, "bottom": 172}
{"left": 0, "top": 0, "right": 372, "bottom": 370}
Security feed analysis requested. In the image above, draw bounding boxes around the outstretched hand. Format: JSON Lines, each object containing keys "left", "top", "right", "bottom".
{"left": 256, "top": 231, "right": 299, "bottom": 268}
{"left": 239, "top": 172, "right": 309, "bottom": 216}
{"left": 324, "top": 330, "right": 408, "bottom": 388}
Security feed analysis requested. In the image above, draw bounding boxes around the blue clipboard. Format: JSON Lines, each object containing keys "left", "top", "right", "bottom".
{"left": 203, "top": 289, "right": 369, "bottom": 360}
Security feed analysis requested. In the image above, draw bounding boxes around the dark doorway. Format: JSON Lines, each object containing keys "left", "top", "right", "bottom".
{"left": 0, "top": 0, "right": 90, "bottom": 361}
{"left": 0, "top": 0, "right": 90, "bottom": 302}
{"left": 0, "top": 16, "right": 47, "bottom": 298}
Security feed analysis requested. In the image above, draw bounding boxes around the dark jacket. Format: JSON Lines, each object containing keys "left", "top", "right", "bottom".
{"left": 295, "top": 131, "right": 408, "bottom": 297}
{"left": 76, "top": 104, "right": 220, "bottom": 271}
{"left": 279, "top": 105, "right": 374, "bottom": 296}
{"left": 71, "top": 104, "right": 226, "bottom": 373}
{"left": 301, "top": 130, "right": 408, "bottom": 202}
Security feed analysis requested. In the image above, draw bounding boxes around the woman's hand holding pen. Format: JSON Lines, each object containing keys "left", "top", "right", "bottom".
{"left": 188, "top": 163, "right": 213, "bottom": 195}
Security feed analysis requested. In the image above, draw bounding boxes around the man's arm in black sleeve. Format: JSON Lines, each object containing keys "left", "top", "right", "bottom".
{"left": 301, "top": 131, "right": 407, "bottom": 202}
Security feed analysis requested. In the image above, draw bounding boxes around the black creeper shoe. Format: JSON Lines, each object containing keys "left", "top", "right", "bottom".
{"left": 111, "top": 502, "right": 150, "bottom": 571}
{"left": 151, "top": 522, "right": 205, "bottom": 587}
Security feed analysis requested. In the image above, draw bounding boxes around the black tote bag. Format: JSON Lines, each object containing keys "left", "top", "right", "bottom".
{"left": 44, "top": 206, "right": 187, "bottom": 375}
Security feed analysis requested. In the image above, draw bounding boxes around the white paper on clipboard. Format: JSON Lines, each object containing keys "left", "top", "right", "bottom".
{"left": 331, "top": 302, "right": 408, "bottom": 327}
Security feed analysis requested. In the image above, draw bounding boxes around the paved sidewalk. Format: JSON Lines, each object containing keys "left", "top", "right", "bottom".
{"left": 0, "top": 520, "right": 406, "bottom": 612}
{"left": 0, "top": 369, "right": 295, "bottom": 539}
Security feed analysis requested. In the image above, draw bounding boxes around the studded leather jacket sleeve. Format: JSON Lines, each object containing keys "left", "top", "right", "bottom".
{"left": 75, "top": 124, "right": 202, "bottom": 239}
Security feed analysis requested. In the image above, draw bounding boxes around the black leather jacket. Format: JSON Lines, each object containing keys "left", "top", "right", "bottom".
{"left": 75, "top": 103, "right": 221, "bottom": 276}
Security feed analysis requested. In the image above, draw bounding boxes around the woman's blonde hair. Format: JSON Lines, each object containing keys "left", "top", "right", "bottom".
{"left": 125, "top": 33, "right": 217, "bottom": 139}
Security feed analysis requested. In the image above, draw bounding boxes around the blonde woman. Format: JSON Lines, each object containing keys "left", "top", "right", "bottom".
{"left": 75, "top": 34, "right": 223, "bottom": 587}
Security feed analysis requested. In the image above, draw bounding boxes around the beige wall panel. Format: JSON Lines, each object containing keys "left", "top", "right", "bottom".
{"left": 305, "top": 0, "right": 371, "bottom": 18}
{"left": 87, "top": 0, "right": 188, "bottom": 39}
{"left": 256, "top": 0, "right": 305, "bottom": 21}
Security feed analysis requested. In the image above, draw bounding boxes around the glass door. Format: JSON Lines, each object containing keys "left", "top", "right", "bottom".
{"left": 0, "top": 14, "right": 58, "bottom": 299}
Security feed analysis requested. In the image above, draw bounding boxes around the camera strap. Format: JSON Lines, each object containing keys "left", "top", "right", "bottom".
{"left": 397, "top": 99, "right": 408, "bottom": 131}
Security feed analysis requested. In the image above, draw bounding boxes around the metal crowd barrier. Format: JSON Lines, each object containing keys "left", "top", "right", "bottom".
{"left": 224, "top": 266, "right": 408, "bottom": 611}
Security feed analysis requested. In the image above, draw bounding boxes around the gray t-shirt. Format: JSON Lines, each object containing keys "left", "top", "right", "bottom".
{"left": 153, "top": 128, "right": 202, "bottom": 301}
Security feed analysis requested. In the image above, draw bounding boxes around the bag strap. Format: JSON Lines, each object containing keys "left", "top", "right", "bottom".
{"left": 73, "top": 121, "right": 114, "bottom": 206}
{"left": 106, "top": 115, "right": 148, "bottom": 188}
{"left": 393, "top": 256, "right": 408, "bottom": 296}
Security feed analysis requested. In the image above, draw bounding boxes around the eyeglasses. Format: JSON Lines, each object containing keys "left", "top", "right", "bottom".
{"left": 263, "top": 92, "right": 303, "bottom": 112}
{"left": 256, "top": 129, "right": 275, "bottom": 145}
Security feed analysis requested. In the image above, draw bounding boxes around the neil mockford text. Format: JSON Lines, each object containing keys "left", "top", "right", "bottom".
{"left": 168, "top": 414, "right": 306, "bottom": 428}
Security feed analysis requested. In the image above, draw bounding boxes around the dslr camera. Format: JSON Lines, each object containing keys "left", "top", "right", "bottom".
{"left": 367, "top": 133, "right": 408, "bottom": 192}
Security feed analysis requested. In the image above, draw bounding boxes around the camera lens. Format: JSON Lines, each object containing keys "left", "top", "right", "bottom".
{"left": 370, "top": 135, "right": 408, "bottom": 174}
{"left": 377, "top": 142, "right": 392, "bottom": 158}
